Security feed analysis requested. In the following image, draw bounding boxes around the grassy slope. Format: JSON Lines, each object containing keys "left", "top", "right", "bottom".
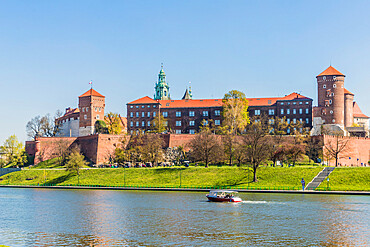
{"left": 317, "top": 167, "right": 370, "bottom": 191}
{"left": 0, "top": 167, "right": 323, "bottom": 190}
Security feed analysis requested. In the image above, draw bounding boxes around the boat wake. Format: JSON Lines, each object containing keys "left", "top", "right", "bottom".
{"left": 241, "top": 200, "right": 284, "bottom": 204}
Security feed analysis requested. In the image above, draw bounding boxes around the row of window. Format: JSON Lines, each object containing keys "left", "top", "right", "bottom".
{"left": 280, "top": 108, "right": 309, "bottom": 115}
{"left": 129, "top": 110, "right": 221, "bottom": 118}
{"left": 130, "top": 112, "right": 157, "bottom": 118}
{"left": 129, "top": 105, "right": 157, "bottom": 109}
{"left": 280, "top": 101, "right": 309, "bottom": 105}
{"left": 129, "top": 119, "right": 221, "bottom": 127}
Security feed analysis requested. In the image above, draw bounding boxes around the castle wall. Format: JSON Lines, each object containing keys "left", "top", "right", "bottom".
{"left": 344, "top": 94, "right": 354, "bottom": 127}
{"left": 323, "top": 135, "right": 370, "bottom": 166}
{"left": 59, "top": 118, "right": 80, "bottom": 137}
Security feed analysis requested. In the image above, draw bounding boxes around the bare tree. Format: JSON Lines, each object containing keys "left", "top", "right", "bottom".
{"left": 141, "top": 134, "right": 164, "bottom": 165}
{"left": 243, "top": 119, "right": 272, "bottom": 182}
{"left": 189, "top": 127, "right": 224, "bottom": 167}
{"left": 323, "top": 131, "right": 350, "bottom": 167}
{"left": 26, "top": 115, "right": 43, "bottom": 140}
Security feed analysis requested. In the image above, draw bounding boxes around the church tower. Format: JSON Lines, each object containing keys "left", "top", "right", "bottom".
{"left": 316, "top": 66, "right": 345, "bottom": 126}
{"left": 78, "top": 88, "right": 105, "bottom": 136}
{"left": 154, "top": 65, "right": 170, "bottom": 100}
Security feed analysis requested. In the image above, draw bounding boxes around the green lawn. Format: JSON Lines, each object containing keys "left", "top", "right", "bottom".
{"left": 317, "top": 167, "right": 370, "bottom": 191}
{"left": 1, "top": 166, "right": 369, "bottom": 191}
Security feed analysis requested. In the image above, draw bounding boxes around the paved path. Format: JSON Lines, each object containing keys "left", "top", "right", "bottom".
{"left": 1, "top": 185, "right": 369, "bottom": 195}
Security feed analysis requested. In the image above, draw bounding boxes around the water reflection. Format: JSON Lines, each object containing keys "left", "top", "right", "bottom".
{"left": 0, "top": 188, "right": 369, "bottom": 246}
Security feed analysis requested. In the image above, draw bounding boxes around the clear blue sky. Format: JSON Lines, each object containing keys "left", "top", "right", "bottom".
{"left": 1, "top": 0, "right": 370, "bottom": 143}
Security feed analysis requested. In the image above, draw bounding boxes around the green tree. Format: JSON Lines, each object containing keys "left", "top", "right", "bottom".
{"left": 0, "top": 135, "right": 27, "bottom": 167}
{"left": 105, "top": 112, "right": 122, "bottom": 134}
{"left": 65, "top": 148, "right": 87, "bottom": 184}
{"left": 150, "top": 114, "right": 168, "bottom": 133}
{"left": 94, "top": 120, "right": 108, "bottom": 134}
{"left": 222, "top": 90, "right": 250, "bottom": 134}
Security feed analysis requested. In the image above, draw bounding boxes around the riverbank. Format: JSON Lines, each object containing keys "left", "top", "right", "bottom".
{"left": 0, "top": 167, "right": 369, "bottom": 191}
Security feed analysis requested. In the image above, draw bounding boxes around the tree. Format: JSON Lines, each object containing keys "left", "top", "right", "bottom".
{"left": 323, "top": 131, "right": 350, "bottom": 167}
{"left": 26, "top": 111, "right": 63, "bottom": 140}
{"left": 65, "top": 147, "right": 87, "bottom": 184}
{"left": 305, "top": 137, "right": 323, "bottom": 163}
{"left": 26, "top": 115, "right": 43, "bottom": 140}
{"left": 94, "top": 120, "right": 108, "bottom": 134}
{"left": 0, "top": 135, "right": 27, "bottom": 167}
{"left": 105, "top": 112, "right": 122, "bottom": 134}
{"left": 141, "top": 134, "right": 164, "bottom": 165}
{"left": 188, "top": 126, "right": 224, "bottom": 167}
{"left": 150, "top": 114, "right": 167, "bottom": 133}
{"left": 222, "top": 90, "right": 250, "bottom": 134}
{"left": 243, "top": 120, "right": 272, "bottom": 182}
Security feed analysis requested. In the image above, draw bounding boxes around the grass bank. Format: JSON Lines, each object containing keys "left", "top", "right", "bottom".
{"left": 1, "top": 167, "right": 369, "bottom": 191}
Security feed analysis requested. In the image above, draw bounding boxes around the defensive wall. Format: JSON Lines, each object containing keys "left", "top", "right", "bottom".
{"left": 321, "top": 135, "right": 370, "bottom": 166}
{"left": 25, "top": 134, "right": 370, "bottom": 166}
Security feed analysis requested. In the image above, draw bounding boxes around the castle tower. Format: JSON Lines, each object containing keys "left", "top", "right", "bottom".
{"left": 316, "top": 66, "right": 345, "bottom": 126}
{"left": 78, "top": 88, "right": 105, "bottom": 136}
{"left": 344, "top": 88, "right": 354, "bottom": 127}
{"left": 154, "top": 65, "right": 170, "bottom": 100}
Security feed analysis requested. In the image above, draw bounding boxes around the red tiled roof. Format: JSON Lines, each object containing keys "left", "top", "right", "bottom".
{"left": 160, "top": 99, "right": 223, "bottom": 108}
{"left": 127, "top": 96, "right": 158, "bottom": 104}
{"left": 344, "top": 88, "right": 354, "bottom": 95}
{"left": 317, "top": 66, "right": 345, "bottom": 77}
{"left": 353, "top": 102, "right": 369, "bottom": 118}
{"left": 79, "top": 89, "right": 105, "bottom": 98}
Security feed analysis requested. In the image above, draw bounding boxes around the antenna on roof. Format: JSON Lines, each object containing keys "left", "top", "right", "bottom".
{"left": 161, "top": 63, "right": 163, "bottom": 69}
{"left": 89, "top": 80, "right": 93, "bottom": 89}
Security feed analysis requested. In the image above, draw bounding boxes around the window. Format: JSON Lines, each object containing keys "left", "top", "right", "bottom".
{"left": 215, "top": 110, "right": 221, "bottom": 116}
{"left": 130, "top": 112, "right": 133, "bottom": 117}
{"left": 299, "top": 102, "right": 303, "bottom": 105}
{"left": 136, "top": 106, "right": 139, "bottom": 108}
{"left": 130, "top": 121, "right": 133, "bottom": 127}
{"left": 153, "top": 112, "right": 156, "bottom": 117}
{"left": 147, "top": 105, "right": 151, "bottom": 108}
{"left": 130, "top": 130, "right": 133, "bottom": 134}
{"left": 95, "top": 107, "right": 97, "bottom": 112}
{"left": 164, "top": 121, "right": 168, "bottom": 126}
{"left": 293, "top": 118, "right": 296, "bottom": 124}
{"left": 142, "top": 121, "right": 145, "bottom": 127}
{"left": 147, "top": 121, "right": 150, "bottom": 126}
{"left": 306, "top": 109, "right": 309, "bottom": 114}
{"left": 136, "top": 112, "right": 139, "bottom": 117}
{"left": 176, "top": 111, "right": 181, "bottom": 117}
{"left": 189, "top": 111, "right": 195, "bottom": 117}
{"left": 332, "top": 119, "right": 335, "bottom": 123}
{"left": 293, "top": 102, "right": 297, "bottom": 105}
{"left": 281, "top": 109, "right": 284, "bottom": 114}
{"left": 176, "top": 121, "right": 181, "bottom": 126}
{"left": 268, "top": 100, "right": 272, "bottom": 104}
{"left": 333, "top": 76, "right": 336, "bottom": 80}
{"left": 306, "top": 118, "right": 309, "bottom": 123}
{"left": 329, "top": 99, "right": 332, "bottom": 104}
{"left": 255, "top": 110, "right": 261, "bottom": 115}
{"left": 189, "top": 121, "right": 195, "bottom": 126}
{"left": 293, "top": 109, "right": 296, "bottom": 114}
{"left": 299, "top": 118, "right": 302, "bottom": 123}
{"left": 82, "top": 107, "right": 85, "bottom": 112}
{"left": 142, "top": 105, "right": 145, "bottom": 108}
{"left": 268, "top": 109, "right": 274, "bottom": 115}
{"left": 153, "top": 105, "right": 156, "bottom": 108}
{"left": 84, "top": 115, "right": 87, "bottom": 120}
{"left": 287, "top": 102, "right": 290, "bottom": 105}
{"left": 147, "top": 112, "right": 150, "bottom": 117}
{"left": 287, "top": 118, "right": 290, "bottom": 124}
{"left": 136, "top": 121, "right": 139, "bottom": 127}
{"left": 189, "top": 129, "right": 195, "bottom": 134}
{"left": 330, "top": 110, "right": 333, "bottom": 114}
{"left": 142, "top": 112, "right": 145, "bottom": 117}
{"left": 96, "top": 115, "right": 100, "bottom": 119}
{"left": 176, "top": 130, "right": 181, "bottom": 134}
{"left": 323, "top": 76, "right": 326, "bottom": 80}
{"left": 99, "top": 107, "right": 101, "bottom": 112}
{"left": 305, "top": 102, "right": 309, "bottom": 105}
{"left": 299, "top": 109, "right": 302, "bottom": 114}
{"left": 203, "top": 111, "right": 208, "bottom": 117}
{"left": 163, "top": 112, "right": 168, "bottom": 117}
{"left": 333, "top": 84, "right": 337, "bottom": 88}
{"left": 281, "top": 102, "right": 284, "bottom": 105}
{"left": 269, "top": 119, "right": 274, "bottom": 124}
{"left": 130, "top": 106, "right": 133, "bottom": 108}
{"left": 215, "top": 120, "right": 220, "bottom": 125}
{"left": 323, "top": 84, "right": 326, "bottom": 88}
{"left": 287, "top": 109, "right": 290, "bottom": 115}
{"left": 203, "top": 120, "right": 209, "bottom": 125}
{"left": 86, "top": 107, "right": 88, "bottom": 112}
{"left": 287, "top": 128, "right": 290, "bottom": 134}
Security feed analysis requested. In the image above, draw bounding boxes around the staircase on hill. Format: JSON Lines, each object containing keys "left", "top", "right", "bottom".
{"left": 305, "top": 167, "right": 335, "bottom": 190}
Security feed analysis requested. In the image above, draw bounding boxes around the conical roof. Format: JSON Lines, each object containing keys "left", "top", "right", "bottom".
{"left": 317, "top": 66, "right": 345, "bottom": 77}
{"left": 182, "top": 89, "right": 192, "bottom": 100}
{"left": 79, "top": 89, "right": 105, "bottom": 98}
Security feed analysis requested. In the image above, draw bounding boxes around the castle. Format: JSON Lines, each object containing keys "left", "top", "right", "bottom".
{"left": 312, "top": 66, "right": 369, "bottom": 137}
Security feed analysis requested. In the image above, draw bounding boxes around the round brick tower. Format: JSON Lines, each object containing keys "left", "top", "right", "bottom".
{"left": 344, "top": 89, "right": 354, "bottom": 127}
{"left": 316, "top": 66, "right": 345, "bottom": 126}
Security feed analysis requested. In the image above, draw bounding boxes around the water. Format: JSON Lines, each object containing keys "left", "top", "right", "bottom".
{"left": 0, "top": 188, "right": 369, "bottom": 246}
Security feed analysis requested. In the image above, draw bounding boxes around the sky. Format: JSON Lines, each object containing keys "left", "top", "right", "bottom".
{"left": 1, "top": 0, "right": 370, "bottom": 143}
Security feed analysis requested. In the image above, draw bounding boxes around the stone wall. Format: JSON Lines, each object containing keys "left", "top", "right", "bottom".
{"left": 322, "top": 135, "right": 370, "bottom": 166}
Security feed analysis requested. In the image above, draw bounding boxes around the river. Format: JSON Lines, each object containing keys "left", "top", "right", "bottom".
{"left": 0, "top": 188, "right": 369, "bottom": 246}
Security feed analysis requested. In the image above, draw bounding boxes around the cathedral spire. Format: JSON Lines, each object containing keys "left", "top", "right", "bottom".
{"left": 154, "top": 64, "right": 170, "bottom": 100}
